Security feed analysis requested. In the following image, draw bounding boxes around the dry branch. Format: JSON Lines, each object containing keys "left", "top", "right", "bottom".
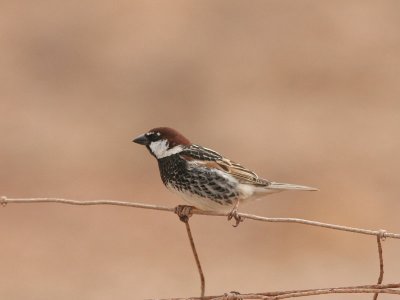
{"left": 2, "top": 196, "right": 400, "bottom": 300}
{"left": 153, "top": 283, "right": 400, "bottom": 300}
{"left": 2, "top": 197, "right": 399, "bottom": 239}
{"left": 183, "top": 220, "right": 205, "bottom": 298}
{"left": 373, "top": 235, "right": 385, "bottom": 300}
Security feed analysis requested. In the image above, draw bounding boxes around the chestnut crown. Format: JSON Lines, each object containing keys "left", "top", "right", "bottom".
{"left": 133, "top": 127, "right": 191, "bottom": 159}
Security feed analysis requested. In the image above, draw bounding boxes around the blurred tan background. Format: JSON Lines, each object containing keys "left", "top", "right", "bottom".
{"left": 1, "top": 1, "right": 400, "bottom": 299}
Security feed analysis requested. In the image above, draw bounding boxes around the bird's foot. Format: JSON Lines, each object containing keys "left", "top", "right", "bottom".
{"left": 174, "top": 205, "right": 195, "bottom": 223}
{"left": 227, "top": 208, "right": 244, "bottom": 227}
{"left": 223, "top": 291, "right": 243, "bottom": 300}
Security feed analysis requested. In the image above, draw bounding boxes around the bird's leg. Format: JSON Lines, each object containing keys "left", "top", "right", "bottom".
{"left": 223, "top": 291, "right": 243, "bottom": 300}
{"left": 227, "top": 199, "right": 244, "bottom": 227}
{"left": 174, "top": 205, "right": 195, "bottom": 223}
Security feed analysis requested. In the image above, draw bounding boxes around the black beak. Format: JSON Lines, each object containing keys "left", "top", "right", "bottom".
{"left": 132, "top": 134, "right": 150, "bottom": 145}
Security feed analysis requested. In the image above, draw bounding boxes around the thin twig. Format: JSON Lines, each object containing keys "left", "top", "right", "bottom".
{"left": 2, "top": 197, "right": 400, "bottom": 239}
{"left": 3, "top": 196, "right": 400, "bottom": 300}
{"left": 174, "top": 206, "right": 205, "bottom": 298}
{"left": 183, "top": 220, "right": 205, "bottom": 298}
{"left": 152, "top": 283, "right": 400, "bottom": 300}
{"left": 266, "top": 288, "right": 399, "bottom": 300}
{"left": 0, "top": 196, "right": 174, "bottom": 212}
{"left": 373, "top": 234, "right": 385, "bottom": 300}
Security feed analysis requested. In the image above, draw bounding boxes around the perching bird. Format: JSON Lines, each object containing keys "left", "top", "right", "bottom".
{"left": 133, "top": 127, "right": 317, "bottom": 225}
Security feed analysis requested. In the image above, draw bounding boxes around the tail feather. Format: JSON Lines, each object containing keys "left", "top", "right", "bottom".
{"left": 267, "top": 182, "right": 318, "bottom": 191}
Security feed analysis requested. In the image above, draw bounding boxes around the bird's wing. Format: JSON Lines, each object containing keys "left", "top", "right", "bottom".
{"left": 180, "top": 145, "right": 270, "bottom": 186}
{"left": 216, "top": 158, "right": 270, "bottom": 186}
{"left": 180, "top": 144, "right": 224, "bottom": 161}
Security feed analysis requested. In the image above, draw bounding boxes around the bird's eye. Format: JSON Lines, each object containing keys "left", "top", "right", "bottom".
{"left": 146, "top": 132, "right": 161, "bottom": 142}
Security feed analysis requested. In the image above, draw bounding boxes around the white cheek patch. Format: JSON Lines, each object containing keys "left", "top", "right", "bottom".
{"left": 149, "top": 140, "right": 184, "bottom": 159}
{"left": 149, "top": 140, "right": 169, "bottom": 158}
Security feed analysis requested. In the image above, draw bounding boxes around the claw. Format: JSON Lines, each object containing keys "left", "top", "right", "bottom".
{"left": 174, "top": 205, "right": 194, "bottom": 222}
{"left": 227, "top": 208, "right": 244, "bottom": 227}
{"left": 223, "top": 291, "right": 243, "bottom": 300}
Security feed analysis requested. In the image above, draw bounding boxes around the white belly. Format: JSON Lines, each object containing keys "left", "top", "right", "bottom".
{"left": 165, "top": 182, "right": 275, "bottom": 212}
{"left": 166, "top": 184, "right": 234, "bottom": 212}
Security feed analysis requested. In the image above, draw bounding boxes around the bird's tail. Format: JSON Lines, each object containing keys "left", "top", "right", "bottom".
{"left": 267, "top": 182, "right": 318, "bottom": 191}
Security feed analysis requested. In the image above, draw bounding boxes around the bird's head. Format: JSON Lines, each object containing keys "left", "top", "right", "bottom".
{"left": 133, "top": 127, "right": 191, "bottom": 159}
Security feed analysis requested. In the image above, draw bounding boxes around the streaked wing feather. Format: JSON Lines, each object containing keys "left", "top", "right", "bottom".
{"left": 181, "top": 144, "right": 223, "bottom": 161}
{"left": 217, "top": 158, "right": 270, "bottom": 186}
{"left": 180, "top": 145, "right": 270, "bottom": 186}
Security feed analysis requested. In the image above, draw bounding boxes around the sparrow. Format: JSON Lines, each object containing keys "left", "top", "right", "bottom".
{"left": 133, "top": 127, "right": 317, "bottom": 225}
